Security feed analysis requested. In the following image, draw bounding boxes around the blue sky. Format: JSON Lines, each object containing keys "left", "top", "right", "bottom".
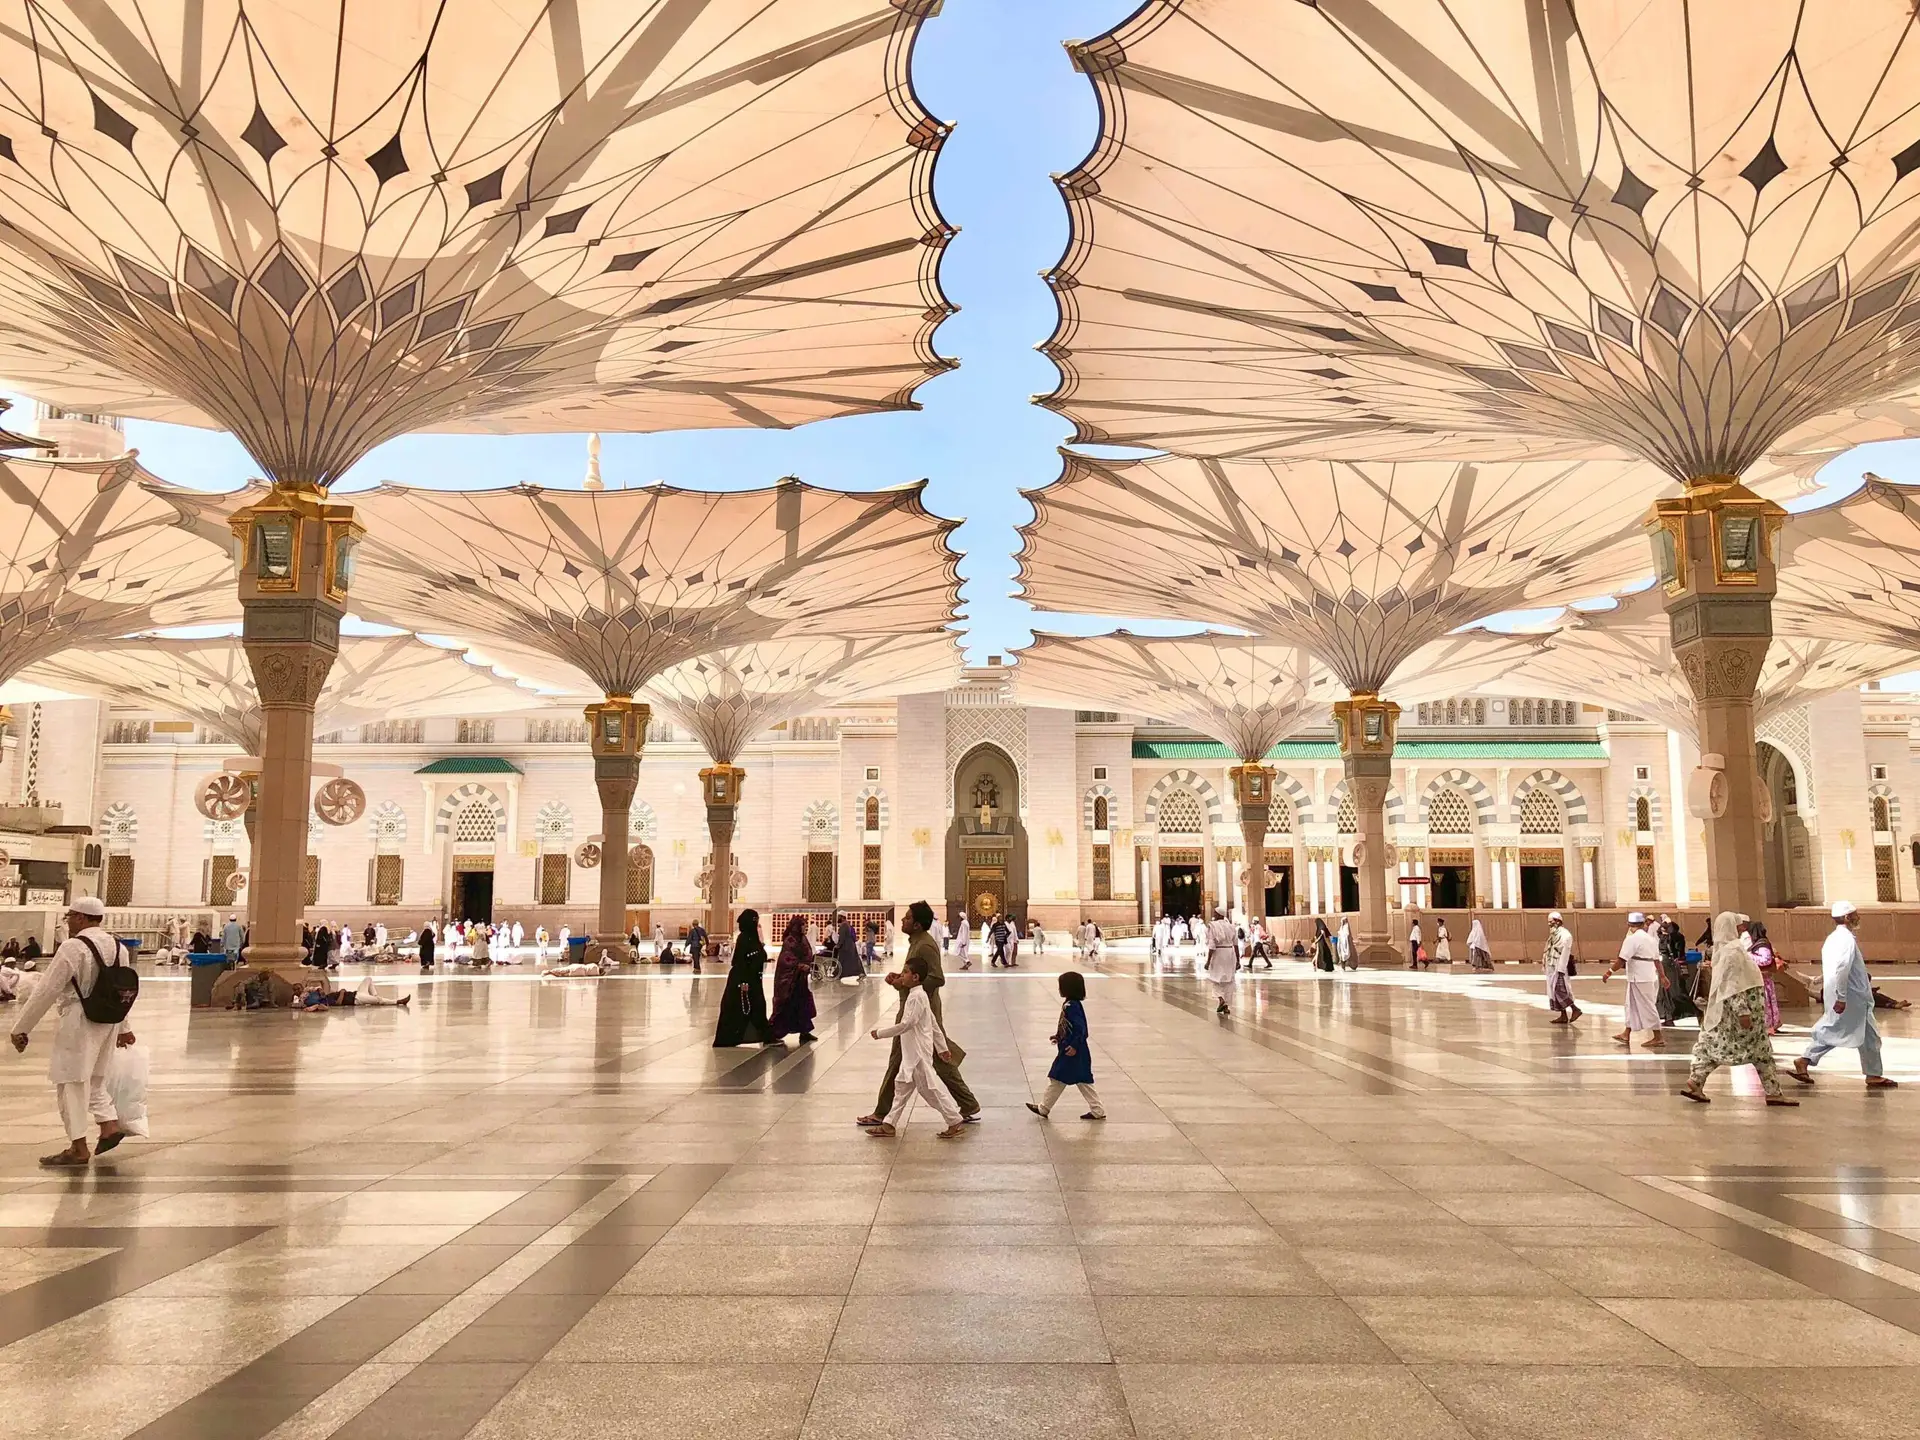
{"left": 10, "top": 0, "right": 1913, "bottom": 662}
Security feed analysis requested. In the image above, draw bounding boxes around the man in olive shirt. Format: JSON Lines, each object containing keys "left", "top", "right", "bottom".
{"left": 858, "top": 900, "right": 979, "bottom": 1125}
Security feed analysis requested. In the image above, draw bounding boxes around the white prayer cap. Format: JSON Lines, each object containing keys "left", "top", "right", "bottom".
{"left": 69, "top": 896, "right": 106, "bottom": 919}
{"left": 1626, "top": 911, "right": 1646, "bottom": 925}
{"left": 1548, "top": 910, "right": 1563, "bottom": 922}
{"left": 1832, "top": 900, "right": 1858, "bottom": 919}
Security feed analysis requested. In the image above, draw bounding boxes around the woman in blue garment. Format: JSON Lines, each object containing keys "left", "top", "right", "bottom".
{"left": 1025, "top": 971, "right": 1106, "bottom": 1120}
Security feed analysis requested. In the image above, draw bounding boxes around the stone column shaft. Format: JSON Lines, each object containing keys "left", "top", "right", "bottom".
{"left": 1334, "top": 696, "right": 1399, "bottom": 966}
{"left": 585, "top": 698, "right": 646, "bottom": 963}
{"left": 700, "top": 763, "right": 745, "bottom": 942}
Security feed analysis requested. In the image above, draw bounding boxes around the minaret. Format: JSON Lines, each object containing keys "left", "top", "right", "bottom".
{"left": 584, "top": 433, "right": 604, "bottom": 491}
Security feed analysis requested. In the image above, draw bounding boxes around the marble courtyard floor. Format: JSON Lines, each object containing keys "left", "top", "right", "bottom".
{"left": 1, "top": 950, "right": 1918, "bottom": 1440}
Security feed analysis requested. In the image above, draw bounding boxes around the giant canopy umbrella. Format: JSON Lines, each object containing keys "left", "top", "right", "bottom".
{"left": 0, "top": 455, "right": 236, "bottom": 693}
{"left": 1018, "top": 451, "right": 1669, "bottom": 955}
{"left": 22, "top": 634, "right": 548, "bottom": 848}
{"left": 646, "top": 631, "right": 961, "bottom": 934}
{"left": 241, "top": 477, "right": 961, "bottom": 957}
{"left": 1493, "top": 588, "right": 1918, "bottom": 743}
{"left": 0, "top": 1, "right": 956, "bottom": 968}
{"left": 1044, "top": 0, "right": 1920, "bottom": 917}
{"left": 1772, "top": 475, "right": 1920, "bottom": 651}
{"left": 1010, "top": 628, "right": 1540, "bottom": 924}
{"left": 22, "top": 633, "right": 547, "bottom": 753}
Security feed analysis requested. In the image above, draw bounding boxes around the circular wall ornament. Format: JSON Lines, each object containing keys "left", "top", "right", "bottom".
{"left": 195, "top": 772, "right": 253, "bottom": 820}
{"left": 313, "top": 777, "right": 366, "bottom": 826}
{"left": 574, "top": 842, "right": 603, "bottom": 870}
{"left": 229, "top": 869, "right": 249, "bottom": 893}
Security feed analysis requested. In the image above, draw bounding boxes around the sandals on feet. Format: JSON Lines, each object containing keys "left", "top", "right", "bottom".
{"left": 38, "top": 1150, "right": 87, "bottom": 1167}
{"left": 1867, "top": 1076, "right": 1900, "bottom": 1089}
{"left": 93, "top": 1131, "right": 123, "bottom": 1155}
{"left": 1025, "top": 1103, "right": 1048, "bottom": 1119}
{"left": 1678, "top": 1086, "right": 1709, "bottom": 1104}
{"left": 1788, "top": 1061, "right": 1815, "bottom": 1086}
{"left": 864, "top": 1123, "right": 897, "bottom": 1138}
{"left": 1766, "top": 1096, "right": 1800, "bottom": 1106}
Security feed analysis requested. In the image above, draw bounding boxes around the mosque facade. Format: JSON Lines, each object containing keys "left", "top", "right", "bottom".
{"left": 4, "top": 667, "right": 1914, "bottom": 940}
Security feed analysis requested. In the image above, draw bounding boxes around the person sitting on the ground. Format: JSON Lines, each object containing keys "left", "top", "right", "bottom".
{"left": 296, "top": 979, "right": 412, "bottom": 1010}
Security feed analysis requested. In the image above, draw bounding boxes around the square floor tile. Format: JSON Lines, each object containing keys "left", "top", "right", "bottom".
{"left": 801, "top": 1362, "right": 1133, "bottom": 1440}
{"left": 611, "top": 1246, "right": 862, "bottom": 1296}
{"left": 1599, "top": 1298, "right": 1920, "bottom": 1366}
{"left": 1081, "top": 1245, "right": 1329, "bottom": 1296}
{"left": 1412, "top": 1364, "right": 1789, "bottom": 1440}
{"left": 1298, "top": 1241, "right": 1572, "bottom": 1297}
{"left": 829, "top": 1295, "right": 1109, "bottom": 1362}
{"left": 849, "top": 1245, "right": 1088, "bottom": 1296}
{"left": 549, "top": 1296, "right": 842, "bottom": 1362}
{"left": 1117, "top": 1362, "right": 1472, "bottom": 1439}
{"left": 467, "top": 1362, "right": 821, "bottom": 1440}
{"left": 1095, "top": 1296, "right": 1394, "bottom": 1362}
{"left": 1349, "top": 1296, "right": 1684, "bottom": 1366}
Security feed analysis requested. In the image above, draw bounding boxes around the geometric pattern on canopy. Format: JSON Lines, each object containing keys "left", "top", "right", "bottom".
{"left": 1010, "top": 631, "right": 1336, "bottom": 763}
{"left": 0, "top": 2, "right": 954, "bottom": 488}
{"left": 647, "top": 631, "right": 960, "bottom": 766}
{"left": 0, "top": 455, "right": 237, "bottom": 686}
{"left": 22, "top": 634, "right": 547, "bottom": 754}
{"left": 1774, "top": 474, "right": 1920, "bottom": 653}
{"left": 1494, "top": 586, "right": 1917, "bottom": 744}
{"left": 1045, "top": 2, "right": 1920, "bottom": 479}
{"left": 1018, "top": 452, "right": 1658, "bottom": 691}
{"left": 168, "top": 477, "right": 960, "bottom": 699}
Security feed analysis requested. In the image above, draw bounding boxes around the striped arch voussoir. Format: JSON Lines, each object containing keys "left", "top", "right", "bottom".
{"left": 1421, "top": 769, "right": 1496, "bottom": 828}
{"left": 1513, "top": 769, "right": 1589, "bottom": 826}
{"left": 433, "top": 782, "right": 506, "bottom": 839}
{"left": 1142, "top": 768, "right": 1224, "bottom": 827}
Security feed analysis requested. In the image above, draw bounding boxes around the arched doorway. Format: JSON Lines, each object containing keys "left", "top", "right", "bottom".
{"left": 946, "top": 743, "right": 1028, "bottom": 928}
{"left": 1758, "top": 742, "right": 1813, "bottom": 906}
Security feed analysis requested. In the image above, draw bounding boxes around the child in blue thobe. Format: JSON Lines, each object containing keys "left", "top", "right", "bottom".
{"left": 1026, "top": 971, "right": 1106, "bottom": 1120}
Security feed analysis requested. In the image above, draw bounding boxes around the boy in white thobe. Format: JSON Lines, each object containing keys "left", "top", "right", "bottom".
{"left": 1543, "top": 912, "right": 1580, "bottom": 1023}
{"left": 9, "top": 898, "right": 135, "bottom": 1167}
{"left": 1606, "top": 912, "right": 1665, "bottom": 1049}
{"left": 867, "top": 956, "right": 963, "bottom": 1138}
{"left": 1205, "top": 908, "right": 1239, "bottom": 1015}
{"left": 1792, "top": 901, "right": 1898, "bottom": 1090}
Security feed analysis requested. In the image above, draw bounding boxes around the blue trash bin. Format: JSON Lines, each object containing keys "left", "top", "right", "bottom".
{"left": 565, "top": 935, "right": 590, "bottom": 963}
{"left": 188, "top": 951, "right": 231, "bottom": 1007}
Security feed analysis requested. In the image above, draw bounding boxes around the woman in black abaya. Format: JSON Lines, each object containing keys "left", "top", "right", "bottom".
{"left": 713, "top": 910, "right": 774, "bottom": 1047}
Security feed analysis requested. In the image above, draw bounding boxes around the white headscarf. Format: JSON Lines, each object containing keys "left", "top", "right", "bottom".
{"left": 1466, "top": 918, "right": 1487, "bottom": 950}
{"left": 1701, "top": 909, "right": 1764, "bottom": 1031}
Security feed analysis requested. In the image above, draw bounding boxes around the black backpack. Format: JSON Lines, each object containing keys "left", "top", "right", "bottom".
{"left": 71, "top": 932, "right": 139, "bottom": 1025}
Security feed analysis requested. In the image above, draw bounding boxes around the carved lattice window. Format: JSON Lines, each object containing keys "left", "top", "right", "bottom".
{"left": 1518, "top": 790, "right": 1563, "bottom": 835}
{"left": 1427, "top": 789, "right": 1474, "bottom": 835}
{"left": 1158, "top": 789, "right": 1204, "bottom": 832}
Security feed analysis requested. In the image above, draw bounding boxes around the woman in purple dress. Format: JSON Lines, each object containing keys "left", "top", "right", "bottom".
{"left": 1747, "top": 919, "right": 1782, "bottom": 1034}
{"left": 769, "top": 913, "right": 818, "bottom": 1043}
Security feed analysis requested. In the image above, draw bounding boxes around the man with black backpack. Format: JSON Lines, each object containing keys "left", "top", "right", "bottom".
{"left": 8, "top": 897, "right": 138, "bottom": 1168}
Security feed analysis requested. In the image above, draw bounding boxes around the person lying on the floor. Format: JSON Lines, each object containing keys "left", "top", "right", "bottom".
{"left": 295, "top": 979, "right": 411, "bottom": 1010}
{"left": 541, "top": 957, "right": 619, "bottom": 978}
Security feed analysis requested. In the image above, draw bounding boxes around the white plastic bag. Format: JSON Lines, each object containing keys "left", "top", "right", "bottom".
{"left": 106, "top": 1042, "right": 150, "bottom": 1138}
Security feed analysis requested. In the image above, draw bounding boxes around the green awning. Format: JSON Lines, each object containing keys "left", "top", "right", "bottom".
{"left": 414, "top": 757, "right": 523, "bottom": 775}
{"left": 1132, "top": 739, "right": 1605, "bottom": 761}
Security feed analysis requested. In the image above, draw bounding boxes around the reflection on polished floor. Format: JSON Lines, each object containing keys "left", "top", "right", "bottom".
{"left": 2, "top": 948, "right": 1918, "bottom": 1440}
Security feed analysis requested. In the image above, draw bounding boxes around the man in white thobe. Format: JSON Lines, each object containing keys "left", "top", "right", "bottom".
{"left": 1205, "top": 906, "right": 1239, "bottom": 1016}
{"left": 1606, "top": 911, "right": 1664, "bottom": 1049}
{"left": 1792, "top": 901, "right": 1898, "bottom": 1090}
{"left": 9, "top": 898, "right": 135, "bottom": 1167}
{"left": 221, "top": 912, "right": 245, "bottom": 961}
{"left": 1543, "top": 911, "right": 1580, "bottom": 1024}
{"left": 954, "top": 915, "right": 972, "bottom": 971}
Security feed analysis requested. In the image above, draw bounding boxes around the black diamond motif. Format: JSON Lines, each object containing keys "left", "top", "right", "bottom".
{"left": 367, "top": 133, "right": 407, "bottom": 183}
{"left": 1740, "top": 137, "right": 1786, "bottom": 192}
{"left": 114, "top": 255, "right": 172, "bottom": 307}
{"left": 1542, "top": 320, "right": 1594, "bottom": 360}
{"left": 1613, "top": 167, "right": 1654, "bottom": 213}
{"left": 417, "top": 297, "right": 468, "bottom": 342}
{"left": 257, "top": 252, "right": 311, "bottom": 315}
{"left": 180, "top": 123, "right": 198, "bottom": 140}
{"left": 40, "top": 125, "right": 55, "bottom": 139}
{"left": 241, "top": 105, "right": 285, "bottom": 161}
{"left": 607, "top": 248, "right": 656, "bottom": 272}
{"left": 91, "top": 93, "right": 136, "bottom": 150}
{"left": 322, "top": 143, "right": 338, "bottom": 158}
{"left": 1898, "top": 137, "right": 1920, "bottom": 182}
{"left": 1405, "top": 537, "right": 1424, "bottom": 554}
{"left": 1686, "top": 175, "right": 1703, "bottom": 190}
{"left": 561, "top": 561, "right": 580, "bottom": 578}
{"left": 1422, "top": 238, "right": 1470, "bottom": 268}
{"left": 1593, "top": 300, "right": 1636, "bottom": 347}
{"left": 465, "top": 166, "right": 505, "bottom": 207}
{"left": 1334, "top": 539, "right": 1356, "bottom": 558}
{"left": 0, "top": 134, "right": 17, "bottom": 162}
{"left": 543, "top": 205, "right": 588, "bottom": 237}
{"left": 1781, "top": 266, "right": 1840, "bottom": 328}
{"left": 1647, "top": 286, "right": 1692, "bottom": 339}
{"left": 378, "top": 279, "right": 419, "bottom": 330}
{"left": 1355, "top": 281, "right": 1401, "bottom": 301}
{"left": 1306, "top": 368, "right": 1348, "bottom": 379}
{"left": 1511, "top": 199, "right": 1552, "bottom": 237}
{"left": 326, "top": 268, "right": 368, "bottom": 318}
{"left": 1510, "top": 548, "right": 1533, "bottom": 562}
